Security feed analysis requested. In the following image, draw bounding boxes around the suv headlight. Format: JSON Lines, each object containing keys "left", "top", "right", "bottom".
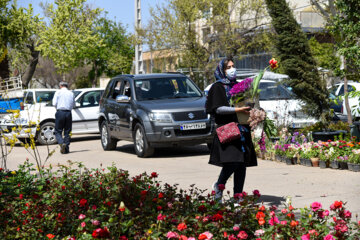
{"left": 148, "top": 112, "right": 172, "bottom": 123}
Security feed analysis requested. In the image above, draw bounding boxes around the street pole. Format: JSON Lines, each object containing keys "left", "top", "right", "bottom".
{"left": 135, "top": 0, "right": 143, "bottom": 74}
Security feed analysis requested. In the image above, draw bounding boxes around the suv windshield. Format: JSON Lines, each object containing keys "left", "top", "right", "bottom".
{"left": 259, "top": 81, "right": 294, "bottom": 100}
{"left": 135, "top": 77, "right": 202, "bottom": 100}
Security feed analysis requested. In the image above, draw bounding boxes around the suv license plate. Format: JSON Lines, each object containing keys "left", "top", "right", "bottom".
{"left": 180, "top": 122, "right": 206, "bottom": 130}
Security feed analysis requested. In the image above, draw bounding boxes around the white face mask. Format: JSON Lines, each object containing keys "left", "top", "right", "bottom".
{"left": 226, "top": 67, "right": 237, "bottom": 80}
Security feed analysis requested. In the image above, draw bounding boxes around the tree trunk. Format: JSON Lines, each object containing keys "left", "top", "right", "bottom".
{"left": 343, "top": 59, "right": 352, "bottom": 124}
{"left": 92, "top": 61, "right": 98, "bottom": 88}
{"left": 0, "top": 54, "right": 10, "bottom": 80}
{"left": 22, "top": 45, "right": 40, "bottom": 88}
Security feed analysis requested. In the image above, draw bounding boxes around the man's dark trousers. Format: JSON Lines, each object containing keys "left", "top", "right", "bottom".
{"left": 55, "top": 110, "right": 72, "bottom": 153}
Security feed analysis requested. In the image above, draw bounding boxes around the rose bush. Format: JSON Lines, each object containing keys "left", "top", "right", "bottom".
{"left": 0, "top": 161, "right": 359, "bottom": 239}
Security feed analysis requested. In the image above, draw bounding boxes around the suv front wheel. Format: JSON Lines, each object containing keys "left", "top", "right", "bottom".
{"left": 100, "top": 121, "right": 117, "bottom": 150}
{"left": 133, "top": 123, "right": 154, "bottom": 158}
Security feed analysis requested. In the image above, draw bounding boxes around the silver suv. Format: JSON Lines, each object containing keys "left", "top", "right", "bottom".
{"left": 98, "top": 73, "right": 214, "bottom": 157}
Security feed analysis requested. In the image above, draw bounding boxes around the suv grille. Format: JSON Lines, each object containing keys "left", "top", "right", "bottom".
{"left": 174, "top": 127, "right": 211, "bottom": 136}
{"left": 172, "top": 110, "right": 207, "bottom": 121}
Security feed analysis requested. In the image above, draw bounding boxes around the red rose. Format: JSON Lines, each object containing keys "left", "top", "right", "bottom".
{"left": 177, "top": 223, "right": 187, "bottom": 231}
{"left": 198, "top": 205, "right": 207, "bottom": 212}
{"left": 217, "top": 184, "right": 225, "bottom": 191}
{"left": 79, "top": 199, "right": 87, "bottom": 207}
{"left": 158, "top": 192, "right": 164, "bottom": 199}
{"left": 141, "top": 190, "right": 147, "bottom": 196}
{"left": 157, "top": 206, "right": 162, "bottom": 211}
{"left": 151, "top": 172, "right": 158, "bottom": 178}
{"left": 61, "top": 186, "right": 65, "bottom": 190}
{"left": 19, "top": 194, "right": 23, "bottom": 200}
{"left": 92, "top": 227, "right": 110, "bottom": 238}
{"left": 119, "top": 236, "right": 128, "bottom": 240}
{"left": 212, "top": 213, "right": 223, "bottom": 221}
{"left": 46, "top": 234, "right": 55, "bottom": 239}
{"left": 334, "top": 201, "right": 343, "bottom": 209}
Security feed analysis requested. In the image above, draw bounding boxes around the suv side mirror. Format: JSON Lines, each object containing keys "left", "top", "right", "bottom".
{"left": 116, "top": 95, "right": 130, "bottom": 103}
{"left": 74, "top": 102, "right": 81, "bottom": 108}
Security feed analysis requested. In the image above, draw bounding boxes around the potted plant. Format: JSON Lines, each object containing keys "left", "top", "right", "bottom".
{"left": 308, "top": 145, "right": 321, "bottom": 167}
{"left": 285, "top": 147, "right": 296, "bottom": 165}
{"left": 299, "top": 146, "right": 311, "bottom": 166}
{"left": 337, "top": 155, "right": 349, "bottom": 170}
{"left": 319, "top": 152, "right": 330, "bottom": 169}
{"left": 348, "top": 150, "right": 360, "bottom": 172}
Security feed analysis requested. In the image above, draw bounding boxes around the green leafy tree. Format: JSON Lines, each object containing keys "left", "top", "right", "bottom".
{"left": 308, "top": 37, "right": 340, "bottom": 72}
{"left": 0, "top": 0, "right": 42, "bottom": 82}
{"left": 38, "top": 0, "right": 103, "bottom": 76}
{"left": 265, "top": 0, "right": 329, "bottom": 119}
{"left": 87, "top": 17, "right": 134, "bottom": 87}
{"left": 331, "top": 0, "right": 360, "bottom": 124}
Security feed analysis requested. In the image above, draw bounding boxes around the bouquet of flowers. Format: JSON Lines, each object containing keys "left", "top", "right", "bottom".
{"left": 229, "top": 59, "right": 279, "bottom": 149}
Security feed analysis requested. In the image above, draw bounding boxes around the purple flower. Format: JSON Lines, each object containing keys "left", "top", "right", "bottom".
{"left": 229, "top": 78, "right": 253, "bottom": 96}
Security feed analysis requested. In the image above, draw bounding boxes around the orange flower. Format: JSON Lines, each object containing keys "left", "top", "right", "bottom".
{"left": 47, "top": 234, "right": 55, "bottom": 239}
{"left": 256, "top": 211, "right": 265, "bottom": 219}
{"left": 269, "top": 58, "right": 278, "bottom": 70}
{"left": 290, "top": 220, "right": 298, "bottom": 227}
{"left": 258, "top": 217, "right": 265, "bottom": 225}
{"left": 347, "top": 143, "right": 354, "bottom": 147}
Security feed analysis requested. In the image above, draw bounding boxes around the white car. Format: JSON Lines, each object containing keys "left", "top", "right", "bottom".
{"left": 328, "top": 81, "right": 360, "bottom": 119}
{"left": 0, "top": 88, "right": 104, "bottom": 145}
{"left": 204, "top": 72, "right": 317, "bottom": 128}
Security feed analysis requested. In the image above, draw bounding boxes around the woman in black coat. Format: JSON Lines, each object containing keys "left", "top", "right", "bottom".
{"left": 205, "top": 57, "right": 258, "bottom": 201}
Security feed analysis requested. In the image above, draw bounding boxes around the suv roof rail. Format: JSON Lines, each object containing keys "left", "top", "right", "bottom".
{"left": 165, "top": 72, "right": 185, "bottom": 75}
{"left": 114, "top": 74, "right": 134, "bottom": 78}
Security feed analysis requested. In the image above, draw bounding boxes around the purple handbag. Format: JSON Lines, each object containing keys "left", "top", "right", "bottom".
{"left": 216, "top": 122, "right": 241, "bottom": 144}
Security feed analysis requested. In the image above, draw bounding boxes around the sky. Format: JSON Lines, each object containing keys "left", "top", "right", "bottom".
{"left": 17, "top": 0, "right": 166, "bottom": 32}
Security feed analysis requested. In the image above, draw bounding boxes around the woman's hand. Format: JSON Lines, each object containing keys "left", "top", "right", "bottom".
{"left": 235, "top": 106, "right": 251, "bottom": 114}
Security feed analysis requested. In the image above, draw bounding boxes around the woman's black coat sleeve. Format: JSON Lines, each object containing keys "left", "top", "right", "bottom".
{"left": 205, "top": 83, "right": 229, "bottom": 114}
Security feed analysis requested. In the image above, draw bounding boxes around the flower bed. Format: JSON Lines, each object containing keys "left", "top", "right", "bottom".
{"left": 0, "top": 162, "right": 359, "bottom": 240}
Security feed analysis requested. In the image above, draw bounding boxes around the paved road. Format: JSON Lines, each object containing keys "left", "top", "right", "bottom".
{"left": 5, "top": 134, "right": 360, "bottom": 219}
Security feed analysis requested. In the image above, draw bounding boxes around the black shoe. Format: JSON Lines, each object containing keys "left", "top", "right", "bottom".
{"left": 60, "top": 144, "right": 66, "bottom": 154}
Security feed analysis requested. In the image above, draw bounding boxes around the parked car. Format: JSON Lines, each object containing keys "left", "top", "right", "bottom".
{"left": 98, "top": 73, "right": 214, "bottom": 157}
{"left": 328, "top": 81, "right": 360, "bottom": 120}
{"left": 204, "top": 72, "right": 317, "bottom": 129}
{"left": 0, "top": 88, "right": 104, "bottom": 145}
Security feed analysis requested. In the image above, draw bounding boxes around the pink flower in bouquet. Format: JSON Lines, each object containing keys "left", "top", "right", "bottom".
{"left": 311, "top": 202, "right": 322, "bottom": 211}
{"left": 248, "top": 109, "right": 266, "bottom": 130}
